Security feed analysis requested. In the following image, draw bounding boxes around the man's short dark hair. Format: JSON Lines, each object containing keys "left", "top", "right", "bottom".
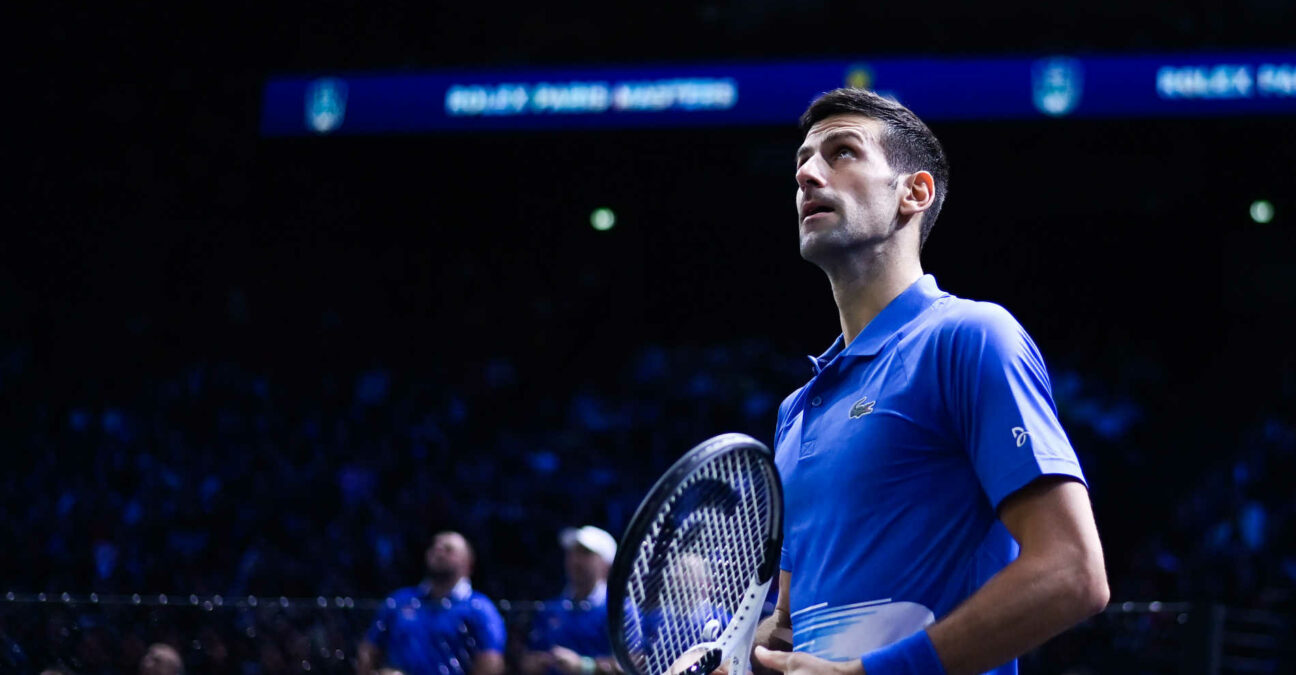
{"left": 800, "top": 88, "right": 950, "bottom": 249}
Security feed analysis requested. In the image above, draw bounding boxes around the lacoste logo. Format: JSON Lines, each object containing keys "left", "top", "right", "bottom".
{"left": 1012, "top": 427, "right": 1031, "bottom": 447}
{"left": 849, "top": 396, "right": 876, "bottom": 419}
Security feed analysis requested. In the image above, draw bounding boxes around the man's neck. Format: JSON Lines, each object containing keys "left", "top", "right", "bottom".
{"left": 567, "top": 580, "right": 607, "bottom": 604}
{"left": 824, "top": 246, "right": 923, "bottom": 347}
{"left": 569, "top": 580, "right": 595, "bottom": 600}
{"left": 424, "top": 575, "right": 466, "bottom": 599}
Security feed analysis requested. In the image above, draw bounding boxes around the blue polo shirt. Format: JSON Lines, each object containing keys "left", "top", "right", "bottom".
{"left": 774, "top": 275, "right": 1085, "bottom": 674}
{"left": 367, "top": 578, "right": 506, "bottom": 675}
{"left": 528, "top": 582, "right": 612, "bottom": 671}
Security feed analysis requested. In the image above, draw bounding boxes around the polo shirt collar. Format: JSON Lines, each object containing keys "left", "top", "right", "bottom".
{"left": 809, "top": 274, "right": 946, "bottom": 373}
{"left": 449, "top": 577, "right": 473, "bottom": 601}
{"left": 418, "top": 576, "right": 473, "bottom": 602}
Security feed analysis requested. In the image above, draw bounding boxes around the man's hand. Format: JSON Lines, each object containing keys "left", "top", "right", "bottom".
{"left": 753, "top": 647, "right": 863, "bottom": 675}
{"left": 550, "top": 645, "right": 583, "bottom": 675}
{"left": 519, "top": 649, "right": 556, "bottom": 675}
{"left": 470, "top": 650, "right": 506, "bottom": 675}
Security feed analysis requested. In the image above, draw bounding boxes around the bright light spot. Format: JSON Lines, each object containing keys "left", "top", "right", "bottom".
{"left": 590, "top": 207, "right": 616, "bottom": 231}
{"left": 1250, "top": 199, "right": 1274, "bottom": 223}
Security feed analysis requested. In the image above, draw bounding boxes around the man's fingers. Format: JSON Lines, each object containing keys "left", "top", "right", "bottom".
{"left": 753, "top": 647, "right": 789, "bottom": 673}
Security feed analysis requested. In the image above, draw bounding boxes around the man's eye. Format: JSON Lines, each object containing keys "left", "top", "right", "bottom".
{"left": 835, "top": 147, "right": 855, "bottom": 159}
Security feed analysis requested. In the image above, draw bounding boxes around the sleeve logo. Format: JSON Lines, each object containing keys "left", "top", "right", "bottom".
{"left": 1012, "top": 427, "right": 1031, "bottom": 447}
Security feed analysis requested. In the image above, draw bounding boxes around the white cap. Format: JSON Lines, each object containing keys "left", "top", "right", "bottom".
{"left": 560, "top": 525, "right": 618, "bottom": 565}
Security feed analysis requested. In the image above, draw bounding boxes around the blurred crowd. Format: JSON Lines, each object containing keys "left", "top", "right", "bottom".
{"left": 1, "top": 336, "right": 1293, "bottom": 673}
{"left": 1, "top": 338, "right": 801, "bottom": 600}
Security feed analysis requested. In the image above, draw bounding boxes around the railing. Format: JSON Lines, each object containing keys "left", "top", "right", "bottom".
{"left": 2, "top": 593, "right": 1291, "bottom": 674}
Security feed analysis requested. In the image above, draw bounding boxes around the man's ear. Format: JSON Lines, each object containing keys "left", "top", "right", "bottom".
{"left": 898, "top": 170, "right": 935, "bottom": 216}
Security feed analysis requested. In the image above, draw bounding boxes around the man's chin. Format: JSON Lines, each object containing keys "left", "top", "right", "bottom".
{"left": 799, "top": 233, "right": 842, "bottom": 265}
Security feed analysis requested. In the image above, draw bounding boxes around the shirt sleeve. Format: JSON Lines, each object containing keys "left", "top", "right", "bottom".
{"left": 469, "top": 595, "right": 508, "bottom": 653}
{"left": 944, "top": 302, "right": 1086, "bottom": 508}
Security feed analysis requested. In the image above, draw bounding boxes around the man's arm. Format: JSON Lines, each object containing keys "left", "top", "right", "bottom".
{"left": 756, "top": 477, "right": 1108, "bottom": 675}
{"left": 517, "top": 647, "right": 555, "bottom": 675}
{"left": 925, "top": 476, "right": 1108, "bottom": 674}
{"left": 470, "top": 651, "right": 505, "bottom": 675}
{"left": 468, "top": 595, "right": 508, "bottom": 675}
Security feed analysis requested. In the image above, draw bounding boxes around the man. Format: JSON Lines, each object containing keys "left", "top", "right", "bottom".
{"left": 751, "top": 89, "right": 1109, "bottom": 675}
{"left": 359, "top": 531, "right": 506, "bottom": 675}
{"left": 520, "top": 525, "right": 620, "bottom": 675}
{"left": 138, "top": 643, "right": 183, "bottom": 675}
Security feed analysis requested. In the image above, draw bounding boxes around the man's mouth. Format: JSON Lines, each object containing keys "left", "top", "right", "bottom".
{"left": 802, "top": 203, "right": 836, "bottom": 221}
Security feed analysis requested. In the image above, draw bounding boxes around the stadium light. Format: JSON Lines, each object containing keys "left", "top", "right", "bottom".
{"left": 590, "top": 207, "right": 616, "bottom": 231}
{"left": 1249, "top": 199, "right": 1274, "bottom": 224}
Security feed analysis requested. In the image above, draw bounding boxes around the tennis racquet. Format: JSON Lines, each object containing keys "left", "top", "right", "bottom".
{"left": 607, "top": 433, "right": 783, "bottom": 675}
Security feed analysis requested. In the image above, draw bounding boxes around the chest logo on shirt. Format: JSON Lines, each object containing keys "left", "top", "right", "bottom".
{"left": 849, "top": 396, "right": 876, "bottom": 419}
{"left": 1012, "top": 427, "right": 1031, "bottom": 446}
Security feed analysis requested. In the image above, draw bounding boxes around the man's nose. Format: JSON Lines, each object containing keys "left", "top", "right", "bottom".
{"left": 796, "top": 156, "right": 826, "bottom": 190}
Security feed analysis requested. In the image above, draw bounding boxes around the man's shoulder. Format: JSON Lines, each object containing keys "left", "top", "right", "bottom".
{"left": 467, "top": 590, "right": 503, "bottom": 614}
{"left": 385, "top": 585, "right": 422, "bottom": 602}
{"left": 917, "top": 294, "right": 1026, "bottom": 344}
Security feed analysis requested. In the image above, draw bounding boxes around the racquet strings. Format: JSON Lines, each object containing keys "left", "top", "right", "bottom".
{"left": 621, "top": 448, "right": 775, "bottom": 674}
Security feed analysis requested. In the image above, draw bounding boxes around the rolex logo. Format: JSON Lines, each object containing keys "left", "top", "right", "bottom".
{"left": 849, "top": 396, "right": 876, "bottom": 419}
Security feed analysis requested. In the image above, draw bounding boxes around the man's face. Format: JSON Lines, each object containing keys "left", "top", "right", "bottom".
{"left": 794, "top": 115, "right": 903, "bottom": 264}
{"left": 564, "top": 544, "right": 608, "bottom": 587}
{"left": 425, "top": 532, "right": 471, "bottom": 580}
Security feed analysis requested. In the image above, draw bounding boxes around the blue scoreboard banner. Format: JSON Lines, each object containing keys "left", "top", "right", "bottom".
{"left": 261, "top": 51, "right": 1296, "bottom": 135}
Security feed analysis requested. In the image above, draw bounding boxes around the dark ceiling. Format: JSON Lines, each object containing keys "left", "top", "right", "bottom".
{"left": 8, "top": 2, "right": 1295, "bottom": 422}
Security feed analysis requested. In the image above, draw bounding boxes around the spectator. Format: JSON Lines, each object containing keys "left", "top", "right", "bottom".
{"left": 358, "top": 531, "right": 506, "bottom": 675}
{"left": 520, "top": 526, "right": 619, "bottom": 675}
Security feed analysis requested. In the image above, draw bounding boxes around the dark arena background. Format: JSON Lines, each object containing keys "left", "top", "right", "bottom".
{"left": 5, "top": 2, "right": 1295, "bottom": 674}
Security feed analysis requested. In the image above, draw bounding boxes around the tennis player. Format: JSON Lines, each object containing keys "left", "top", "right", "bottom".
{"left": 751, "top": 89, "right": 1109, "bottom": 675}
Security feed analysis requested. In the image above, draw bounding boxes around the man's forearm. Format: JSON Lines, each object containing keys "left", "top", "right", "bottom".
{"left": 926, "top": 551, "right": 1107, "bottom": 675}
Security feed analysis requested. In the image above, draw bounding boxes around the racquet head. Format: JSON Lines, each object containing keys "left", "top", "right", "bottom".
{"left": 608, "top": 433, "right": 783, "bottom": 675}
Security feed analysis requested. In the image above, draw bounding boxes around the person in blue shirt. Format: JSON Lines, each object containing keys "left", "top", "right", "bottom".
{"left": 750, "top": 88, "right": 1110, "bottom": 675}
{"left": 520, "top": 525, "right": 620, "bottom": 675}
{"left": 358, "top": 531, "right": 506, "bottom": 675}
